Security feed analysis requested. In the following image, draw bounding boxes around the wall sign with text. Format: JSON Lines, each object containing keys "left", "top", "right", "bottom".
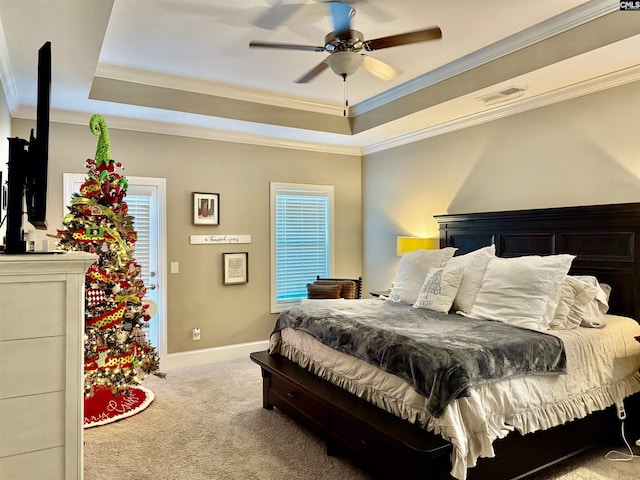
{"left": 190, "top": 234, "right": 251, "bottom": 245}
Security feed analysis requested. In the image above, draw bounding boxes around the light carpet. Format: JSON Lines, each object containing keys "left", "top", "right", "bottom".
{"left": 84, "top": 357, "right": 640, "bottom": 480}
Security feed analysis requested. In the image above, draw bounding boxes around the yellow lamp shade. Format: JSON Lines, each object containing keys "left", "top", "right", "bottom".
{"left": 396, "top": 236, "right": 440, "bottom": 256}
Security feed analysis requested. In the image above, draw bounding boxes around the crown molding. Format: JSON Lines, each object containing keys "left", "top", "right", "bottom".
{"left": 22, "top": 64, "right": 636, "bottom": 159}
{"left": 362, "top": 65, "right": 640, "bottom": 155}
{"left": 95, "top": 63, "right": 345, "bottom": 117}
{"left": 352, "top": 0, "right": 619, "bottom": 116}
{"left": 42, "top": 108, "right": 361, "bottom": 157}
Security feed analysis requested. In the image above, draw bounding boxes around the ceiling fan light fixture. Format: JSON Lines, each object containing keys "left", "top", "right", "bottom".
{"left": 249, "top": 3, "right": 441, "bottom": 84}
{"left": 325, "top": 51, "right": 364, "bottom": 79}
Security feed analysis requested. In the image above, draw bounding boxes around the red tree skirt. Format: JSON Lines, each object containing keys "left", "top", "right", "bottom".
{"left": 84, "top": 385, "right": 154, "bottom": 428}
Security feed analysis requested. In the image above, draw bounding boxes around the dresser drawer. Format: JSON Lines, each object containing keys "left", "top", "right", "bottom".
{"left": 269, "top": 373, "right": 327, "bottom": 434}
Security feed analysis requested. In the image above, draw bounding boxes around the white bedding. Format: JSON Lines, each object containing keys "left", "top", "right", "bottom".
{"left": 269, "top": 314, "right": 640, "bottom": 480}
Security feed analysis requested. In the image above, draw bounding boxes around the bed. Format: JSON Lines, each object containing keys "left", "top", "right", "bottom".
{"left": 251, "top": 202, "right": 640, "bottom": 480}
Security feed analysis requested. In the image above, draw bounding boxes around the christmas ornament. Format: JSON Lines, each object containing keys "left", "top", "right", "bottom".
{"left": 86, "top": 287, "right": 106, "bottom": 307}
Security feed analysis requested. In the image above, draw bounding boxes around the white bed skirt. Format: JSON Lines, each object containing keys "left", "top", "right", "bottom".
{"left": 270, "top": 314, "right": 640, "bottom": 480}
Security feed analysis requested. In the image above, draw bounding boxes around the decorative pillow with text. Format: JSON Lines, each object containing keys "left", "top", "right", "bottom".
{"left": 414, "top": 266, "right": 465, "bottom": 313}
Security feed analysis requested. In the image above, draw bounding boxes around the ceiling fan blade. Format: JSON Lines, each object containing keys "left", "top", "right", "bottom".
{"left": 361, "top": 55, "right": 400, "bottom": 81}
{"left": 363, "top": 27, "right": 442, "bottom": 51}
{"left": 353, "top": 0, "right": 394, "bottom": 23}
{"left": 295, "top": 60, "right": 329, "bottom": 83}
{"left": 249, "top": 41, "right": 325, "bottom": 52}
{"left": 329, "top": 1, "right": 355, "bottom": 40}
{"left": 252, "top": 2, "right": 305, "bottom": 30}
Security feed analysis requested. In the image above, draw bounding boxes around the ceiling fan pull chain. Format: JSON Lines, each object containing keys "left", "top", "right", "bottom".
{"left": 343, "top": 76, "right": 348, "bottom": 117}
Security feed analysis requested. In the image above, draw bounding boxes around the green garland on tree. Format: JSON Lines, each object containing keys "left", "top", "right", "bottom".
{"left": 58, "top": 114, "right": 159, "bottom": 397}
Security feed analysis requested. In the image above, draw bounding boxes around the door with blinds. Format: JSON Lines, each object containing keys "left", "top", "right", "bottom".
{"left": 63, "top": 174, "right": 167, "bottom": 361}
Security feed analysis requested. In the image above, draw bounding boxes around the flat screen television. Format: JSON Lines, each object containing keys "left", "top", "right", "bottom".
{"left": 3, "top": 41, "right": 51, "bottom": 254}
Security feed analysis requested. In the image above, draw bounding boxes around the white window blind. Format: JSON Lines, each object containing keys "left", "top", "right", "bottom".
{"left": 125, "top": 192, "right": 156, "bottom": 345}
{"left": 126, "top": 194, "right": 152, "bottom": 286}
{"left": 271, "top": 183, "right": 334, "bottom": 312}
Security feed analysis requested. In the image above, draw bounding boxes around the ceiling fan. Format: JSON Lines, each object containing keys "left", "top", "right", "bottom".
{"left": 249, "top": 1, "right": 442, "bottom": 84}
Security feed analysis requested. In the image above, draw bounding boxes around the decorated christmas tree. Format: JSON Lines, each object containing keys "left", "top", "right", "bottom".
{"left": 58, "top": 114, "right": 159, "bottom": 400}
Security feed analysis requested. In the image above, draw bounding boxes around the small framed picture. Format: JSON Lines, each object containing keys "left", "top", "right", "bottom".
{"left": 223, "top": 252, "right": 248, "bottom": 285}
{"left": 193, "top": 192, "right": 219, "bottom": 225}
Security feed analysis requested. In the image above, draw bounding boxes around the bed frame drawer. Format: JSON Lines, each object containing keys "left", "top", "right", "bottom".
{"left": 251, "top": 351, "right": 452, "bottom": 479}
{"left": 268, "top": 373, "right": 328, "bottom": 434}
{"left": 329, "top": 410, "right": 451, "bottom": 479}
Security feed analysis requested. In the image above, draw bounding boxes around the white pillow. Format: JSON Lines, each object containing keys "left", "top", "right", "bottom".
{"left": 413, "top": 266, "right": 465, "bottom": 313}
{"left": 573, "top": 276, "right": 611, "bottom": 328}
{"left": 468, "top": 254, "right": 575, "bottom": 330}
{"left": 550, "top": 276, "right": 599, "bottom": 330}
{"left": 446, "top": 245, "right": 496, "bottom": 314}
{"left": 389, "top": 248, "right": 457, "bottom": 304}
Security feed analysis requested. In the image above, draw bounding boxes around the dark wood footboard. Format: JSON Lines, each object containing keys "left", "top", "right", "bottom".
{"left": 251, "top": 350, "right": 453, "bottom": 479}
{"left": 252, "top": 350, "right": 639, "bottom": 480}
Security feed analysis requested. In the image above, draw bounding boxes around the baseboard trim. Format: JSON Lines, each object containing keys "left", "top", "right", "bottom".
{"left": 160, "top": 340, "right": 269, "bottom": 371}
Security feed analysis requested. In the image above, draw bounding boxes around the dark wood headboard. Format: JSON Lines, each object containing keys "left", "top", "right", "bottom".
{"left": 435, "top": 203, "right": 640, "bottom": 321}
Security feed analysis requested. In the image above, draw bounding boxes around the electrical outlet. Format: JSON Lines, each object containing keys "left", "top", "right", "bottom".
{"left": 192, "top": 327, "right": 201, "bottom": 341}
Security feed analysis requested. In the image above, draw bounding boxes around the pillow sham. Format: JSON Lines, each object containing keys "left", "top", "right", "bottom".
{"left": 413, "top": 266, "right": 465, "bottom": 313}
{"left": 446, "top": 244, "right": 496, "bottom": 314}
{"left": 388, "top": 247, "right": 457, "bottom": 305}
{"left": 550, "top": 276, "right": 599, "bottom": 330}
{"left": 573, "top": 276, "right": 611, "bottom": 328}
{"left": 468, "top": 254, "right": 575, "bottom": 331}
{"left": 306, "top": 283, "right": 342, "bottom": 299}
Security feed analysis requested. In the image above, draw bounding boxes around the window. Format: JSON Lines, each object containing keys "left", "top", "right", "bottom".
{"left": 270, "top": 182, "right": 334, "bottom": 312}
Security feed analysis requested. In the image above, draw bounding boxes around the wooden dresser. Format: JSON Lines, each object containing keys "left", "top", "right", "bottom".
{"left": 0, "top": 252, "right": 95, "bottom": 480}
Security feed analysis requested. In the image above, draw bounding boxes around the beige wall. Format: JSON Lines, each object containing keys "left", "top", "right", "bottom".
{"left": 14, "top": 119, "right": 362, "bottom": 353}
{"left": 7, "top": 81, "right": 639, "bottom": 354}
{"left": 362, "top": 81, "right": 640, "bottom": 294}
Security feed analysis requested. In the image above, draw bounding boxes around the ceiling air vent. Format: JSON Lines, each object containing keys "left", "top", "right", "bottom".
{"left": 477, "top": 85, "right": 528, "bottom": 106}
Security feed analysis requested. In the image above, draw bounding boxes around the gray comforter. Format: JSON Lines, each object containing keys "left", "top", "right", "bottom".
{"left": 273, "top": 299, "right": 566, "bottom": 417}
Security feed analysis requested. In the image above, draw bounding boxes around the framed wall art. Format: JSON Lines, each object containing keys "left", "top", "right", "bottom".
{"left": 193, "top": 192, "right": 219, "bottom": 225}
{"left": 223, "top": 252, "right": 248, "bottom": 285}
